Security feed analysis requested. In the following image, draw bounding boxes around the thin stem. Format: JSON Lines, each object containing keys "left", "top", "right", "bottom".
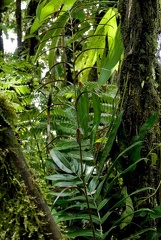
{"left": 77, "top": 128, "right": 96, "bottom": 239}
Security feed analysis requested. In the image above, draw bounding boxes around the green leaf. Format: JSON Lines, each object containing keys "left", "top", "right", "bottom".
{"left": 45, "top": 173, "right": 78, "bottom": 181}
{"left": 30, "top": 0, "right": 47, "bottom": 33}
{"left": 120, "top": 186, "right": 134, "bottom": 229}
{"left": 77, "top": 91, "right": 89, "bottom": 138}
{"left": 67, "top": 229, "right": 100, "bottom": 238}
{"left": 150, "top": 205, "right": 161, "bottom": 219}
{"left": 90, "top": 93, "right": 101, "bottom": 146}
{"left": 98, "top": 112, "right": 123, "bottom": 174}
{"left": 107, "top": 140, "right": 143, "bottom": 177}
{"left": 139, "top": 112, "right": 158, "bottom": 139}
{"left": 39, "top": 0, "right": 56, "bottom": 22}
{"left": 54, "top": 140, "right": 79, "bottom": 151}
{"left": 106, "top": 158, "right": 145, "bottom": 195}
{"left": 88, "top": 176, "right": 99, "bottom": 192}
{"left": 52, "top": 180, "right": 82, "bottom": 187}
{"left": 67, "top": 151, "right": 93, "bottom": 161}
{"left": 151, "top": 153, "right": 158, "bottom": 166}
{"left": 50, "top": 149, "right": 72, "bottom": 173}
{"left": 48, "top": 12, "right": 69, "bottom": 68}
{"left": 98, "top": 198, "right": 110, "bottom": 211}
{"left": 111, "top": 187, "right": 153, "bottom": 210}
{"left": 98, "top": 26, "right": 123, "bottom": 85}
{"left": 57, "top": 213, "right": 99, "bottom": 224}
{"left": 127, "top": 228, "right": 159, "bottom": 240}
{"left": 101, "top": 211, "right": 112, "bottom": 224}
{"left": 94, "top": 179, "right": 106, "bottom": 201}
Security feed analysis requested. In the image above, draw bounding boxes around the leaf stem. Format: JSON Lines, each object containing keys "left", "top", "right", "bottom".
{"left": 77, "top": 128, "right": 96, "bottom": 239}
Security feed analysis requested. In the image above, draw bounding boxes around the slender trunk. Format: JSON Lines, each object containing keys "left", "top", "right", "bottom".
{"left": 0, "top": 0, "right": 4, "bottom": 56}
{"left": 24, "top": 0, "right": 39, "bottom": 56}
{"left": 16, "top": 0, "right": 22, "bottom": 56}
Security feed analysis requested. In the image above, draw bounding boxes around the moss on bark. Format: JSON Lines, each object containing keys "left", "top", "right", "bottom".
{"left": 0, "top": 96, "right": 61, "bottom": 239}
{"left": 117, "top": 0, "right": 161, "bottom": 235}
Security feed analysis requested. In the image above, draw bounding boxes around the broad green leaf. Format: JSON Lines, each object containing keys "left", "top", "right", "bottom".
{"left": 62, "top": 0, "right": 76, "bottom": 12}
{"left": 57, "top": 213, "right": 99, "bottom": 224}
{"left": 50, "top": 149, "right": 72, "bottom": 173}
{"left": 84, "top": 166, "right": 95, "bottom": 182}
{"left": 34, "top": 26, "right": 56, "bottom": 60}
{"left": 48, "top": 13, "right": 69, "bottom": 68}
{"left": 30, "top": 17, "right": 40, "bottom": 34}
{"left": 71, "top": 158, "right": 79, "bottom": 173}
{"left": 88, "top": 176, "right": 99, "bottom": 192}
{"left": 49, "top": 190, "right": 78, "bottom": 197}
{"left": 139, "top": 112, "right": 158, "bottom": 139}
{"left": 54, "top": 140, "right": 79, "bottom": 151}
{"left": 97, "top": 8, "right": 117, "bottom": 72}
{"left": 71, "top": 9, "right": 86, "bottom": 20}
{"left": 36, "top": 0, "right": 47, "bottom": 19}
{"left": 98, "top": 26, "right": 123, "bottom": 85}
{"left": 151, "top": 153, "right": 158, "bottom": 166}
{"left": 30, "top": 0, "right": 47, "bottom": 33}
{"left": 94, "top": 179, "right": 106, "bottom": 201}
{"left": 67, "top": 229, "right": 100, "bottom": 238}
{"left": 57, "top": 122, "right": 76, "bottom": 135}
{"left": 102, "top": 226, "right": 117, "bottom": 239}
{"left": 45, "top": 173, "right": 78, "bottom": 181}
{"left": 101, "top": 211, "right": 112, "bottom": 224}
{"left": 98, "top": 198, "right": 110, "bottom": 211}
{"left": 52, "top": 180, "right": 82, "bottom": 187}
{"left": 107, "top": 140, "right": 143, "bottom": 177}
{"left": 67, "top": 195, "right": 87, "bottom": 202}
{"left": 40, "top": 0, "right": 58, "bottom": 22}
{"left": 67, "top": 151, "right": 93, "bottom": 161}
{"left": 120, "top": 186, "right": 134, "bottom": 229}
{"left": 64, "top": 202, "right": 96, "bottom": 211}
{"left": 131, "top": 228, "right": 161, "bottom": 240}
{"left": 150, "top": 205, "right": 161, "bottom": 219}
{"left": 106, "top": 158, "right": 145, "bottom": 196}
{"left": 111, "top": 187, "right": 153, "bottom": 210}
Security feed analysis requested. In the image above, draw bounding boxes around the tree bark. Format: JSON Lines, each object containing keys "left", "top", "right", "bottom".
{"left": 0, "top": 116, "right": 61, "bottom": 240}
{"left": 118, "top": 0, "right": 161, "bottom": 234}
{"left": 0, "top": 0, "right": 4, "bottom": 56}
{"left": 16, "top": 0, "right": 22, "bottom": 56}
{"left": 24, "top": 0, "right": 39, "bottom": 56}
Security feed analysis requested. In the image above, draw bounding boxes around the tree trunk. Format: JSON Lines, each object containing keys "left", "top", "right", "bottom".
{"left": 0, "top": 114, "right": 61, "bottom": 239}
{"left": 0, "top": 0, "right": 4, "bottom": 56}
{"left": 118, "top": 0, "right": 160, "bottom": 234}
{"left": 24, "top": 0, "right": 39, "bottom": 56}
{"left": 16, "top": 0, "right": 22, "bottom": 56}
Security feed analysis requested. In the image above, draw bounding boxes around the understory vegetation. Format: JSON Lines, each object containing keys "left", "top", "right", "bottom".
{"left": 1, "top": 0, "right": 161, "bottom": 239}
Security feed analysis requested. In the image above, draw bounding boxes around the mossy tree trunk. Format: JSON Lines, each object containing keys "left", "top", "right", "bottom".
{"left": 0, "top": 113, "right": 61, "bottom": 239}
{"left": 118, "top": 0, "right": 161, "bottom": 233}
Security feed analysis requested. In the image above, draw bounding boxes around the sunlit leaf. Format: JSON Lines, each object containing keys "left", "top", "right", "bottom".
{"left": 98, "top": 26, "right": 123, "bottom": 85}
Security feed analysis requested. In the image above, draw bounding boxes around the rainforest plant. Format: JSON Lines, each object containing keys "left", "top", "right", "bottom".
{"left": 1, "top": 0, "right": 161, "bottom": 239}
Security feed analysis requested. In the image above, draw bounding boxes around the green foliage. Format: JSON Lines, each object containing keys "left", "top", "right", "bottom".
{"left": 41, "top": 82, "right": 159, "bottom": 239}
{"left": 30, "top": 0, "right": 122, "bottom": 84}
{"left": 1, "top": 0, "right": 160, "bottom": 239}
{"left": 0, "top": 94, "right": 16, "bottom": 127}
